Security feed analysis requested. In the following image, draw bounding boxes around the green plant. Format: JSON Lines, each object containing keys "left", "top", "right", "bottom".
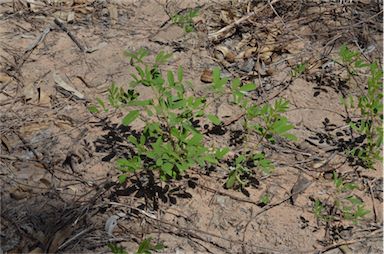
{"left": 107, "top": 238, "right": 165, "bottom": 254}
{"left": 108, "top": 243, "right": 127, "bottom": 254}
{"left": 91, "top": 48, "right": 226, "bottom": 182}
{"left": 212, "top": 68, "right": 296, "bottom": 189}
{"left": 339, "top": 44, "right": 383, "bottom": 168}
{"left": 89, "top": 48, "right": 296, "bottom": 190}
{"left": 226, "top": 152, "right": 273, "bottom": 189}
{"left": 313, "top": 199, "right": 334, "bottom": 222}
{"left": 291, "top": 63, "right": 307, "bottom": 77}
{"left": 136, "top": 238, "right": 165, "bottom": 254}
{"left": 333, "top": 172, "right": 369, "bottom": 224}
{"left": 259, "top": 193, "right": 270, "bottom": 205}
{"left": 171, "top": 9, "right": 199, "bottom": 33}
{"left": 313, "top": 173, "right": 369, "bottom": 224}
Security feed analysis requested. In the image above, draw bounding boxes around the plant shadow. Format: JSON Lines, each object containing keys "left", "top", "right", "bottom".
{"left": 307, "top": 117, "right": 370, "bottom": 168}
{"left": 92, "top": 118, "right": 198, "bottom": 208}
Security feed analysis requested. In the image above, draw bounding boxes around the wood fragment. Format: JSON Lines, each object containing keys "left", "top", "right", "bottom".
{"left": 24, "top": 26, "right": 51, "bottom": 54}
{"left": 15, "top": 25, "right": 51, "bottom": 71}
{"left": 54, "top": 18, "right": 86, "bottom": 53}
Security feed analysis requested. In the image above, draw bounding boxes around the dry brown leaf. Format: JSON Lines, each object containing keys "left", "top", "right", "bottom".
{"left": 285, "top": 40, "right": 306, "bottom": 55}
{"left": 19, "top": 122, "right": 50, "bottom": 136}
{"left": 49, "top": 0, "right": 74, "bottom": 6}
{"left": 75, "top": 6, "right": 94, "bottom": 14}
{"left": 255, "top": 60, "right": 267, "bottom": 76}
{"left": 243, "top": 47, "right": 258, "bottom": 59}
{"left": 53, "top": 11, "right": 71, "bottom": 21}
{"left": 22, "top": 83, "right": 38, "bottom": 102}
{"left": 220, "top": 10, "right": 234, "bottom": 24}
{"left": 0, "top": 73, "right": 11, "bottom": 83}
{"left": 39, "top": 178, "right": 51, "bottom": 187}
{"left": 27, "top": 0, "right": 46, "bottom": 12}
{"left": 235, "top": 33, "right": 252, "bottom": 51}
{"left": 37, "top": 87, "right": 51, "bottom": 106}
{"left": 53, "top": 72, "right": 84, "bottom": 99}
{"left": 74, "top": 0, "right": 91, "bottom": 4}
{"left": 200, "top": 69, "right": 212, "bottom": 83}
{"left": 10, "top": 190, "right": 29, "bottom": 200}
{"left": 48, "top": 226, "right": 73, "bottom": 253}
{"left": 67, "top": 12, "right": 75, "bottom": 23}
{"left": 108, "top": 4, "right": 118, "bottom": 25}
{"left": 29, "top": 247, "right": 44, "bottom": 253}
{"left": 216, "top": 46, "right": 236, "bottom": 63}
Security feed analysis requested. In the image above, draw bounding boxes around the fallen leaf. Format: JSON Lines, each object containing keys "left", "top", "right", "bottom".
{"left": 220, "top": 10, "right": 234, "bottom": 24}
{"left": 290, "top": 174, "right": 311, "bottom": 205}
{"left": 29, "top": 247, "right": 44, "bottom": 253}
{"left": 255, "top": 60, "right": 267, "bottom": 76}
{"left": 67, "top": 11, "right": 75, "bottom": 23}
{"left": 53, "top": 72, "right": 84, "bottom": 99}
{"left": 48, "top": 226, "right": 73, "bottom": 253}
{"left": 216, "top": 46, "right": 236, "bottom": 63}
{"left": 105, "top": 215, "right": 119, "bottom": 236}
{"left": 74, "top": 0, "right": 91, "bottom": 4}
{"left": 285, "top": 40, "right": 306, "bottom": 55}
{"left": 19, "top": 122, "right": 50, "bottom": 136}
{"left": 75, "top": 6, "right": 94, "bottom": 14}
{"left": 28, "top": 0, "right": 45, "bottom": 12}
{"left": 37, "top": 86, "right": 51, "bottom": 106}
{"left": 22, "top": 83, "right": 38, "bottom": 102}
{"left": 243, "top": 47, "right": 258, "bottom": 59}
{"left": 108, "top": 4, "right": 118, "bottom": 25}
{"left": 0, "top": 73, "right": 11, "bottom": 83}
{"left": 53, "top": 11, "right": 71, "bottom": 20}
{"left": 10, "top": 190, "right": 29, "bottom": 200}
{"left": 200, "top": 69, "right": 212, "bottom": 83}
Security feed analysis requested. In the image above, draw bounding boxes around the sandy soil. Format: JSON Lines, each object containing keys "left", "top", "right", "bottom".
{"left": 0, "top": 0, "right": 382, "bottom": 253}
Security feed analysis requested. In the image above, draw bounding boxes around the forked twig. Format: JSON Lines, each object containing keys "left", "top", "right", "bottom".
{"left": 54, "top": 18, "right": 86, "bottom": 52}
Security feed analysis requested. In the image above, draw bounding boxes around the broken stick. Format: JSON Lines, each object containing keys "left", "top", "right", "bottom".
{"left": 54, "top": 18, "right": 86, "bottom": 52}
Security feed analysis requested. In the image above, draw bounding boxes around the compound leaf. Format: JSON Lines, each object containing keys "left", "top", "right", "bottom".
{"left": 122, "top": 110, "right": 140, "bottom": 126}
{"left": 207, "top": 114, "right": 221, "bottom": 125}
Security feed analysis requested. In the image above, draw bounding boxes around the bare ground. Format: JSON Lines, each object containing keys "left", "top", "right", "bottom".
{"left": 0, "top": 0, "right": 383, "bottom": 253}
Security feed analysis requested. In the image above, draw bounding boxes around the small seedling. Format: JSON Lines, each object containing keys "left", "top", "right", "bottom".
{"left": 259, "top": 194, "right": 270, "bottom": 205}
{"left": 333, "top": 172, "right": 369, "bottom": 224}
{"left": 136, "top": 237, "right": 165, "bottom": 254}
{"left": 107, "top": 238, "right": 165, "bottom": 254}
{"left": 338, "top": 44, "right": 383, "bottom": 168}
{"left": 313, "top": 199, "right": 334, "bottom": 222}
{"left": 171, "top": 9, "right": 199, "bottom": 33}
{"left": 291, "top": 63, "right": 307, "bottom": 77}
{"left": 212, "top": 68, "right": 296, "bottom": 189}
{"left": 107, "top": 243, "right": 127, "bottom": 254}
{"left": 313, "top": 173, "right": 369, "bottom": 224}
